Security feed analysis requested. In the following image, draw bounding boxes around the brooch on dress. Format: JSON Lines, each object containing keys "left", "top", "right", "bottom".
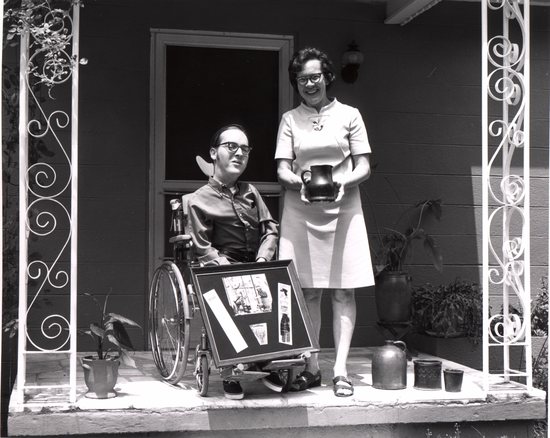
{"left": 312, "top": 119, "right": 324, "bottom": 131}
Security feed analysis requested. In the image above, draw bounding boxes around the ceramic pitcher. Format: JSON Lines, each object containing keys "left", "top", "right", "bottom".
{"left": 301, "top": 165, "right": 336, "bottom": 202}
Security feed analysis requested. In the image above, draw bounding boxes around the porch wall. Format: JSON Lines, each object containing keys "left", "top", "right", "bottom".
{"left": 69, "top": 0, "right": 550, "bottom": 350}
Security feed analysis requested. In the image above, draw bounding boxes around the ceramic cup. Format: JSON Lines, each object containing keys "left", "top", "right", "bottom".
{"left": 413, "top": 359, "right": 442, "bottom": 390}
{"left": 443, "top": 368, "right": 464, "bottom": 392}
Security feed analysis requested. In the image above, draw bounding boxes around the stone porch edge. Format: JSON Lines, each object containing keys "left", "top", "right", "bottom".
{"left": 8, "top": 396, "right": 546, "bottom": 436}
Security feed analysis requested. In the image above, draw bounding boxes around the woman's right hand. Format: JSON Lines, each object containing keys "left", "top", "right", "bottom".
{"left": 300, "top": 183, "right": 311, "bottom": 204}
{"left": 277, "top": 159, "right": 303, "bottom": 191}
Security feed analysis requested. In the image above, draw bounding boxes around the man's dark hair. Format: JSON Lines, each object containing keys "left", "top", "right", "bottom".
{"left": 209, "top": 124, "right": 248, "bottom": 149}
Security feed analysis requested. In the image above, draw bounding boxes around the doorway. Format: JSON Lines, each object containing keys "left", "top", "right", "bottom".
{"left": 149, "top": 29, "right": 294, "bottom": 296}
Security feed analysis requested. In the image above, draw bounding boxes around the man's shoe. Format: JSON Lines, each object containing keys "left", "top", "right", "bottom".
{"left": 262, "top": 372, "right": 284, "bottom": 392}
{"left": 223, "top": 380, "right": 244, "bottom": 400}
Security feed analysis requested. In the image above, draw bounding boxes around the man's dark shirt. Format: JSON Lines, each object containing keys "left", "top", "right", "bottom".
{"left": 188, "top": 178, "right": 279, "bottom": 265}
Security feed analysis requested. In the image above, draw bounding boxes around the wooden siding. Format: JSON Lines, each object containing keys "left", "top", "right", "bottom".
{"left": 11, "top": 0, "right": 548, "bottom": 351}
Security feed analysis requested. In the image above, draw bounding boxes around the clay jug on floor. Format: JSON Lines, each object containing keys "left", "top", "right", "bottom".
{"left": 372, "top": 340, "right": 408, "bottom": 390}
{"left": 301, "top": 165, "right": 336, "bottom": 202}
{"left": 375, "top": 272, "right": 412, "bottom": 323}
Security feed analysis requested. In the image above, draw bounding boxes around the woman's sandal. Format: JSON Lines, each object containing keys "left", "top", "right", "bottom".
{"left": 332, "top": 375, "right": 354, "bottom": 397}
{"left": 289, "top": 370, "right": 322, "bottom": 392}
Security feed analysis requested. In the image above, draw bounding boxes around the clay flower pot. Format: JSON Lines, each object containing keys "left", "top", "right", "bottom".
{"left": 443, "top": 368, "right": 464, "bottom": 392}
{"left": 81, "top": 355, "right": 120, "bottom": 399}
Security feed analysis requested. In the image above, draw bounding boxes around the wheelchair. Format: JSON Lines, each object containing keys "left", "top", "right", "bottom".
{"left": 148, "top": 196, "right": 317, "bottom": 396}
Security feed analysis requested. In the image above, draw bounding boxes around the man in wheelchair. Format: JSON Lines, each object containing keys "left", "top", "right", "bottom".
{"left": 187, "top": 124, "right": 281, "bottom": 400}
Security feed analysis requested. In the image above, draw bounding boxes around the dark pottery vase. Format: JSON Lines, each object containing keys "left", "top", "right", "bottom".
{"left": 443, "top": 368, "right": 464, "bottom": 392}
{"left": 301, "top": 165, "right": 336, "bottom": 202}
{"left": 372, "top": 340, "right": 407, "bottom": 390}
{"left": 81, "top": 355, "right": 120, "bottom": 399}
{"left": 375, "top": 272, "right": 412, "bottom": 323}
{"left": 413, "top": 359, "right": 442, "bottom": 390}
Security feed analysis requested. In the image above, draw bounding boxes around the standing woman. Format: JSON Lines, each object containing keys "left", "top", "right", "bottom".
{"left": 275, "top": 47, "right": 375, "bottom": 397}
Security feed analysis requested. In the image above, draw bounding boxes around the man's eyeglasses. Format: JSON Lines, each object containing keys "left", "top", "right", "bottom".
{"left": 296, "top": 73, "right": 323, "bottom": 86}
{"left": 217, "top": 142, "right": 253, "bottom": 155}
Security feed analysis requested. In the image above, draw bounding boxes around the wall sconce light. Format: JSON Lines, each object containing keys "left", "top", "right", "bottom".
{"left": 341, "top": 41, "right": 364, "bottom": 84}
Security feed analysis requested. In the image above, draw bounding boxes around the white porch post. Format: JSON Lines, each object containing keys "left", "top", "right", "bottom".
{"left": 482, "top": 0, "right": 533, "bottom": 392}
{"left": 15, "top": 26, "right": 30, "bottom": 409}
{"left": 13, "top": 1, "right": 81, "bottom": 409}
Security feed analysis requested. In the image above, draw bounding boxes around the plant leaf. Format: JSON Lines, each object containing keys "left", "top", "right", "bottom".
{"left": 119, "top": 350, "right": 137, "bottom": 368}
{"left": 107, "top": 313, "right": 141, "bottom": 328}
{"left": 89, "top": 323, "right": 105, "bottom": 339}
{"left": 106, "top": 333, "right": 121, "bottom": 349}
{"left": 424, "top": 236, "right": 443, "bottom": 272}
{"left": 110, "top": 320, "right": 135, "bottom": 350}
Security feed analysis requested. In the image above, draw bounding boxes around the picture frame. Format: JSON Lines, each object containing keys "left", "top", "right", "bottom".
{"left": 189, "top": 259, "right": 319, "bottom": 367}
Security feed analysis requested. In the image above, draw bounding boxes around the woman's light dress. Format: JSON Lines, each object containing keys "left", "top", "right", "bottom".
{"left": 275, "top": 98, "right": 375, "bottom": 289}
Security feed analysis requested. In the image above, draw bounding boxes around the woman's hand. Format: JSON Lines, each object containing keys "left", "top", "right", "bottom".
{"left": 333, "top": 180, "right": 345, "bottom": 203}
{"left": 277, "top": 159, "right": 302, "bottom": 191}
{"left": 300, "top": 183, "right": 312, "bottom": 204}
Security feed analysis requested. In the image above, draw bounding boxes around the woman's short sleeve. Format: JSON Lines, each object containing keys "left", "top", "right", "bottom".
{"left": 275, "top": 112, "right": 295, "bottom": 160}
{"left": 349, "top": 108, "right": 371, "bottom": 156}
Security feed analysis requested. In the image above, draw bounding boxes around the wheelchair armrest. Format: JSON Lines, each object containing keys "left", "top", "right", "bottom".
{"left": 169, "top": 234, "right": 192, "bottom": 245}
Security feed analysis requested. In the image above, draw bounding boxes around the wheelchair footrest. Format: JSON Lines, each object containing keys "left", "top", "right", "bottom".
{"left": 261, "top": 358, "right": 306, "bottom": 371}
{"left": 220, "top": 368, "right": 270, "bottom": 382}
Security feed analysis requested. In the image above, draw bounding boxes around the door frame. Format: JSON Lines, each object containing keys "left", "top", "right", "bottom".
{"left": 148, "top": 29, "right": 294, "bottom": 312}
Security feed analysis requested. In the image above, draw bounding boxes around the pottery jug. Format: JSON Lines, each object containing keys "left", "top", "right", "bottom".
{"left": 301, "top": 165, "right": 336, "bottom": 202}
{"left": 372, "top": 340, "right": 407, "bottom": 390}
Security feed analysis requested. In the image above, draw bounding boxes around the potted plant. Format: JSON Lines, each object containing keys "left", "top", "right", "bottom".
{"left": 491, "top": 276, "right": 547, "bottom": 380}
{"left": 530, "top": 276, "right": 547, "bottom": 392}
{"left": 373, "top": 199, "right": 443, "bottom": 323}
{"left": 411, "top": 279, "right": 482, "bottom": 340}
{"left": 80, "top": 292, "right": 141, "bottom": 399}
{"left": 409, "top": 279, "right": 484, "bottom": 369}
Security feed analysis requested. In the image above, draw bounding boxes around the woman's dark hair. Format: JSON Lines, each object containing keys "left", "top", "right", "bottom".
{"left": 209, "top": 123, "right": 248, "bottom": 149}
{"left": 288, "top": 47, "right": 336, "bottom": 92}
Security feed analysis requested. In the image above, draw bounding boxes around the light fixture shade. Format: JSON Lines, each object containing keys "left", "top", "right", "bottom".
{"left": 342, "top": 41, "right": 364, "bottom": 66}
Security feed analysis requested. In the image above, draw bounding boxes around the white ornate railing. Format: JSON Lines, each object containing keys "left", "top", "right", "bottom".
{"left": 14, "top": 0, "right": 81, "bottom": 409}
{"left": 482, "top": 0, "right": 532, "bottom": 392}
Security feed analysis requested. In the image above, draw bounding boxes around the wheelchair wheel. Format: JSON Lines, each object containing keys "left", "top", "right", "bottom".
{"left": 195, "top": 353, "right": 210, "bottom": 397}
{"left": 149, "top": 261, "right": 191, "bottom": 384}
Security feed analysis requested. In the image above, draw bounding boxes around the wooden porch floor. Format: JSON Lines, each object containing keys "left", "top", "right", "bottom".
{"left": 8, "top": 347, "right": 547, "bottom": 437}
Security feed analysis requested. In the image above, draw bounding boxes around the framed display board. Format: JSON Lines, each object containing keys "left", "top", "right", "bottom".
{"left": 189, "top": 260, "right": 319, "bottom": 367}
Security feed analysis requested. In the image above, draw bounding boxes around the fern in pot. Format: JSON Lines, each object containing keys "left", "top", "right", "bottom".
{"left": 80, "top": 292, "right": 141, "bottom": 399}
{"left": 411, "top": 279, "right": 482, "bottom": 341}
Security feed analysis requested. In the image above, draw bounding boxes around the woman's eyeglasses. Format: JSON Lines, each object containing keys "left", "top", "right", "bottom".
{"left": 217, "top": 142, "right": 253, "bottom": 155}
{"left": 296, "top": 73, "right": 323, "bottom": 86}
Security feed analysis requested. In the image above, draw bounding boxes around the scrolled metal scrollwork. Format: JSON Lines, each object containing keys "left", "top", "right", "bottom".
{"left": 15, "top": 0, "right": 78, "bottom": 352}
{"left": 483, "top": 0, "right": 530, "bottom": 386}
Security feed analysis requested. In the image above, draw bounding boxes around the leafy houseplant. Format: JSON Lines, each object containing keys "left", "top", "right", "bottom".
{"left": 373, "top": 199, "right": 443, "bottom": 323}
{"left": 411, "top": 279, "right": 482, "bottom": 341}
{"left": 375, "top": 199, "right": 443, "bottom": 276}
{"left": 531, "top": 277, "right": 548, "bottom": 393}
{"left": 80, "top": 292, "right": 141, "bottom": 398}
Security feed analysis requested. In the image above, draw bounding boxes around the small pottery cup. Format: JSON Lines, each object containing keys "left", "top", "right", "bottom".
{"left": 413, "top": 359, "right": 442, "bottom": 390}
{"left": 443, "top": 368, "right": 464, "bottom": 392}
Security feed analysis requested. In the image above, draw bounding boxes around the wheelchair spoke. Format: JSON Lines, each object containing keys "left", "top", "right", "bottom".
{"left": 149, "top": 262, "right": 190, "bottom": 384}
